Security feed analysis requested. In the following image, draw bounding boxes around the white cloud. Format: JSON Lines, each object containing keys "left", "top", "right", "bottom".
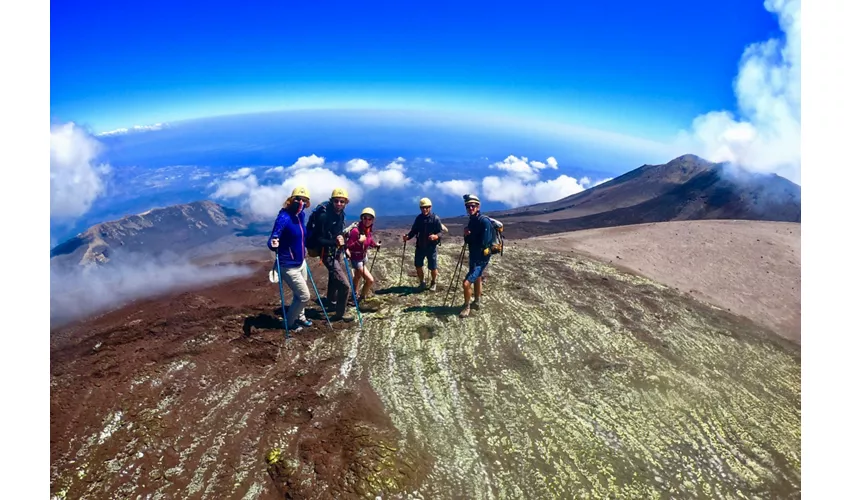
{"left": 355, "top": 159, "right": 413, "bottom": 189}
{"left": 345, "top": 158, "right": 371, "bottom": 173}
{"left": 488, "top": 155, "right": 556, "bottom": 182}
{"left": 481, "top": 174, "right": 586, "bottom": 208}
{"left": 96, "top": 123, "right": 166, "bottom": 136}
{"left": 424, "top": 158, "right": 434, "bottom": 164}
{"left": 385, "top": 160, "right": 405, "bottom": 171}
{"left": 678, "top": 0, "right": 800, "bottom": 184}
{"left": 51, "top": 250, "right": 251, "bottom": 326}
{"left": 546, "top": 157, "right": 558, "bottom": 169}
{"left": 50, "top": 122, "right": 111, "bottom": 219}
{"left": 291, "top": 154, "right": 325, "bottom": 170}
{"left": 422, "top": 179, "right": 479, "bottom": 198}
{"left": 228, "top": 167, "right": 254, "bottom": 179}
{"left": 265, "top": 154, "right": 326, "bottom": 174}
{"left": 360, "top": 168, "right": 411, "bottom": 189}
{"left": 211, "top": 167, "right": 364, "bottom": 218}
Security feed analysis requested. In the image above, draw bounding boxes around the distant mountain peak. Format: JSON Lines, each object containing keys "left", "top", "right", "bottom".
{"left": 475, "top": 154, "right": 800, "bottom": 234}
{"left": 50, "top": 200, "right": 251, "bottom": 267}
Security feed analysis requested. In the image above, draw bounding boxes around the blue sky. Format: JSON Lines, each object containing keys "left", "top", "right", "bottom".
{"left": 49, "top": 0, "right": 802, "bottom": 245}
{"left": 51, "top": 0, "right": 779, "bottom": 140}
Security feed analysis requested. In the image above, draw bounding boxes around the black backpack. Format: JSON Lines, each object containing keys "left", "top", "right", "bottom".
{"left": 305, "top": 201, "right": 330, "bottom": 257}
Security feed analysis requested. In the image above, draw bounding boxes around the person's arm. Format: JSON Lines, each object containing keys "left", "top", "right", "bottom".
{"left": 406, "top": 216, "right": 421, "bottom": 240}
{"left": 268, "top": 211, "right": 288, "bottom": 250}
{"left": 480, "top": 218, "right": 492, "bottom": 254}
{"left": 429, "top": 215, "right": 443, "bottom": 242}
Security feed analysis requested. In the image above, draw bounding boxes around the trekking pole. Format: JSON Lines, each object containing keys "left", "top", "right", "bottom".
{"left": 449, "top": 244, "right": 467, "bottom": 308}
{"left": 369, "top": 241, "right": 381, "bottom": 274}
{"left": 397, "top": 239, "right": 407, "bottom": 285}
{"left": 305, "top": 263, "right": 332, "bottom": 329}
{"left": 275, "top": 253, "right": 290, "bottom": 338}
{"left": 341, "top": 252, "right": 363, "bottom": 328}
{"left": 443, "top": 243, "right": 466, "bottom": 306}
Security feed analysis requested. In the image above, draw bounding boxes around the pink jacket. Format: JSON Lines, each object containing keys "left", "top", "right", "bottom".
{"left": 346, "top": 222, "right": 378, "bottom": 262}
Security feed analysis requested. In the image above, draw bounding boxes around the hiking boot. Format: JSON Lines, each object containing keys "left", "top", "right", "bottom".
{"left": 297, "top": 318, "right": 313, "bottom": 327}
{"left": 470, "top": 300, "right": 481, "bottom": 310}
{"left": 419, "top": 281, "right": 427, "bottom": 291}
{"left": 330, "top": 314, "right": 354, "bottom": 323}
{"left": 287, "top": 324, "right": 304, "bottom": 333}
{"left": 459, "top": 306, "right": 471, "bottom": 318}
{"left": 429, "top": 281, "right": 437, "bottom": 292}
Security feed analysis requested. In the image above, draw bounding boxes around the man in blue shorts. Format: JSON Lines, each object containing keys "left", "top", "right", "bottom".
{"left": 403, "top": 197, "right": 443, "bottom": 291}
{"left": 459, "top": 194, "right": 492, "bottom": 318}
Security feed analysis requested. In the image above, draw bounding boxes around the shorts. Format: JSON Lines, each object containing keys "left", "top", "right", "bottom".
{"left": 414, "top": 246, "right": 438, "bottom": 270}
{"left": 352, "top": 256, "right": 367, "bottom": 270}
{"left": 465, "top": 257, "right": 490, "bottom": 283}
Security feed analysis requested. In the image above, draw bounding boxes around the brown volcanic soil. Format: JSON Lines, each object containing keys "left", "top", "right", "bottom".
{"left": 50, "top": 256, "right": 431, "bottom": 500}
{"left": 524, "top": 220, "right": 801, "bottom": 343}
{"left": 51, "top": 223, "right": 801, "bottom": 499}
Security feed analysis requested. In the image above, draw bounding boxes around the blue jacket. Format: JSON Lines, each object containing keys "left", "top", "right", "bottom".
{"left": 268, "top": 208, "right": 307, "bottom": 268}
{"left": 464, "top": 212, "right": 492, "bottom": 259}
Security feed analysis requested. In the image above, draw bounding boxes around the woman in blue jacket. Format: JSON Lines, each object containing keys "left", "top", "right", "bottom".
{"left": 268, "top": 186, "right": 313, "bottom": 332}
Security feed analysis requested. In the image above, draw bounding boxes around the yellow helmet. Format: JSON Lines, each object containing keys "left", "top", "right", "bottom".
{"left": 419, "top": 197, "right": 432, "bottom": 207}
{"left": 290, "top": 186, "right": 310, "bottom": 199}
{"left": 331, "top": 187, "right": 349, "bottom": 200}
{"left": 463, "top": 194, "right": 481, "bottom": 205}
{"left": 361, "top": 207, "right": 376, "bottom": 218}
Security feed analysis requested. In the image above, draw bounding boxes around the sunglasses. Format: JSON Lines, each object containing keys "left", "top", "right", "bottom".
{"left": 292, "top": 196, "right": 308, "bottom": 203}
{"left": 332, "top": 198, "right": 347, "bottom": 205}
{"left": 466, "top": 203, "right": 479, "bottom": 208}
{"left": 361, "top": 215, "right": 374, "bottom": 220}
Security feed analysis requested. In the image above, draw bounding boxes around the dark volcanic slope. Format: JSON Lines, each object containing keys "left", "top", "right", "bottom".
{"left": 443, "top": 155, "right": 801, "bottom": 236}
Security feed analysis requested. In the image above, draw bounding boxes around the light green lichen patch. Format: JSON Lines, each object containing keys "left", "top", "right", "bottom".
{"left": 340, "top": 242, "right": 800, "bottom": 499}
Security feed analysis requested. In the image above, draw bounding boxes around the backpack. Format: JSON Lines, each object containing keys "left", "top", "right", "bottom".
{"left": 342, "top": 221, "right": 358, "bottom": 239}
{"left": 305, "top": 201, "right": 329, "bottom": 257}
{"left": 481, "top": 215, "right": 504, "bottom": 256}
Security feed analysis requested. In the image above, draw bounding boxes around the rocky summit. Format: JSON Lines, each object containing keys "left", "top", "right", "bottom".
{"left": 50, "top": 237, "right": 800, "bottom": 499}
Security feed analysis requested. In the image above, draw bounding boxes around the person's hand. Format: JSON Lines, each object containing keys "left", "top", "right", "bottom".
{"left": 271, "top": 238, "right": 279, "bottom": 248}
{"left": 402, "top": 234, "right": 409, "bottom": 242}
{"left": 483, "top": 248, "right": 490, "bottom": 257}
{"left": 359, "top": 234, "right": 367, "bottom": 244}
{"left": 464, "top": 228, "right": 471, "bottom": 236}
{"left": 429, "top": 234, "right": 439, "bottom": 241}
{"left": 336, "top": 235, "right": 344, "bottom": 246}
{"left": 376, "top": 241, "right": 382, "bottom": 250}
{"left": 345, "top": 249, "right": 351, "bottom": 258}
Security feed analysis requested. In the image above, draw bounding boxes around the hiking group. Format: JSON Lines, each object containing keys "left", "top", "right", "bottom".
{"left": 267, "top": 186, "right": 502, "bottom": 334}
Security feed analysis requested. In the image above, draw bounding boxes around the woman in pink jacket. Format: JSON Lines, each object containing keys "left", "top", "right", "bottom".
{"left": 346, "top": 207, "right": 381, "bottom": 301}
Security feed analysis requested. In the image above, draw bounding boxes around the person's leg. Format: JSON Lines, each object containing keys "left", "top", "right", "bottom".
{"left": 297, "top": 261, "right": 312, "bottom": 325}
{"left": 352, "top": 262, "right": 363, "bottom": 300}
{"left": 472, "top": 259, "right": 489, "bottom": 308}
{"left": 282, "top": 265, "right": 310, "bottom": 329}
{"left": 428, "top": 247, "right": 438, "bottom": 291}
{"left": 332, "top": 253, "right": 351, "bottom": 318}
{"left": 360, "top": 265, "right": 375, "bottom": 298}
{"left": 460, "top": 259, "right": 485, "bottom": 317}
{"left": 414, "top": 247, "right": 426, "bottom": 288}
{"left": 323, "top": 253, "right": 337, "bottom": 307}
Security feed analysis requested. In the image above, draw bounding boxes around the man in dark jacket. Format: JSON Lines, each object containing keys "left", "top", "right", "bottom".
{"left": 268, "top": 186, "right": 314, "bottom": 332}
{"left": 308, "top": 187, "right": 353, "bottom": 322}
{"left": 402, "top": 197, "right": 443, "bottom": 291}
{"left": 460, "top": 193, "right": 492, "bottom": 318}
